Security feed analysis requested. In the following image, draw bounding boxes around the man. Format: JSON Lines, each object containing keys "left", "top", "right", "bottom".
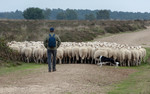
{"left": 44, "top": 27, "right": 61, "bottom": 72}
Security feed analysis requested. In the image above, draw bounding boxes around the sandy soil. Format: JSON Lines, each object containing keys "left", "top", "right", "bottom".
{"left": 0, "top": 64, "right": 136, "bottom": 94}
{"left": 1, "top": 27, "right": 150, "bottom": 94}
{"left": 94, "top": 27, "right": 150, "bottom": 47}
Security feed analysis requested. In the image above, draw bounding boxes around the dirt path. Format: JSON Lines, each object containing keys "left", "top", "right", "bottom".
{"left": 0, "top": 64, "right": 135, "bottom": 94}
{"left": 1, "top": 27, "right": 150, "bottom": 94}
{"left": 94, "top": 27, "right": 150, "bottom": 47}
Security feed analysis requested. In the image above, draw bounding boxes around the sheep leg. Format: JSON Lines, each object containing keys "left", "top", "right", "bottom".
{"left": 136, "top": 60, "right": 138, "bottom": 66}
{"left": 24, "top": 57, "right": 26, "bottom": 63}
{"left": 59, "top": 58, "right": 62, "bottom": 64}
{"left": 123, "top": 61, "right": 126, "bottom": 66}
{"left": 69, "top": 58, "right": 71, "bottom": 64}
{"left": 34, "top": 57, "right": 36, "bottom": 63}
{"left": 75, "top": 57, "right": 77, "bottom": 64}
{"left": 64, "top": 57, "right": 66, "bottom": 63}
{"left": 36, "top": 59, "right": 39, "bottom": 64}
{"left": 27, "top": 57, "right": 29, "bottom": 63}
{"left": 40, "top": 59, "right": 43, "bottom": 64}
{"left": 91, "top": 58, "right": 93, "bottom": 64}
{"left": 81, "top": 59, "right": 83, "bottom": 64}
{"left": 144, "top": 58, "right": 146, "bottom": 63}
{"left": 84, "top": 58, "right": 86, "bottom": 64}
{"left": 73, "top": 57, "right": 75, "bottom": 64}
{"left": 95, "top": 59, "right": 97, "bottom": 64}
{"left": 139, "top": 59, "right": 141, "bottom": 65}
{"left": 127, "top": 60, "right": 130, "bottom": 67}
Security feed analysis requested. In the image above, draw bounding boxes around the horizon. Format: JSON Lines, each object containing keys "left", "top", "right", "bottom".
{"left": 1, "top": 8, "right": 150, "bottom": 13}
{"left": 0, "top": 0, "right": 150, "bottom": 13}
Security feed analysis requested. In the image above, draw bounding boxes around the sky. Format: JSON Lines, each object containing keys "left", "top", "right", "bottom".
{"left": 0, "top": 0, "right": 150, "bottom": 12}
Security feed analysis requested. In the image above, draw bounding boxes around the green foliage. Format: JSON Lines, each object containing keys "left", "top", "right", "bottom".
{"left": 65, "top": 9, "right": 78, "bottom": 20}
{"left": 145, "top": 48, "right": 150, "bottom": 64}
{"left": 56, "top": 12, "right": 66, "bottom": 20}
{"left": 23, "top": 7, "right": 44, "bottom": 19}
{"left": 0, "top": 38, "right": 20, "bottom": 67}
{"left": 0, "top": 63, "right": 44, "bottom": 76}
{"left": 85, "top": 13, "right": 96, "bottom": 20}
{"left": 0, "top": 10, "right": 24, "bottom": 19}
{"left": 96, "top": 10, "right": 110, "bottom": 20}
{"left": 43, "top": 8, "right": 51, "bottom": 19}
{"left": 56, "top": 9, "right": 78, "bottom": 20}
{"left": 105, "top": 26, "right": 120, "bottom": 33}
{"left": 2, "top": 9, "right": 150, "bottom": 20}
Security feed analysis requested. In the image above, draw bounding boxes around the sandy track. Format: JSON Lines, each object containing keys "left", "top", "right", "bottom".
{"left": 0, "top": 64, "right": 135, "bottom": 94}
{"left": 94, "top": 27, "right": 150, "bottom": 47}
{"left": 1, "top": 28, "right": 150, "bottom": 94}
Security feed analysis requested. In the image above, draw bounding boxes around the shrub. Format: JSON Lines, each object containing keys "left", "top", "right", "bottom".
{"left": 105, "top": 26, "right": 120, "bottom": 33}
{"left": 0, "top": 38, "right": 21, "bottom": 67}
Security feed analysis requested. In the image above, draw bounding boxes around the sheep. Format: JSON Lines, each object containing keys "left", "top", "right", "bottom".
{"left": 86, "top": 46, "right": 93, "bottom": 64}
{"left": 22, "top": 47, "right": 32, "bottom": 63}
{"left": 33, "top": 47, "right": 44, "bottom": 64}
{"left": 56, "top": 47, "right": 64, "bottom": 64}
{"left": 63, "top": 47, "right": 68, "bottom": 64}
{"left": 72, "top": 46, "right": 79, "bottom": 63}
{"left": 43, "top": 48, "right": 48, "bottom": 63}
{"left": 108, "top": 48, "right": 117, "bottom": 62}
{"left": 79, "top": 47, "right": 88, "bottom": 63}
{"left": 7, "top": 41, "right": 146, "bottom": 67}
{"left": 116, "top": 48, "right": 125, "bottom": 66}
{"left": 123, "top": 48, "right": 132, "bottom": 67}
{"left": 140, "top": 48, "right": 146, "bottom": 63}
{"left": 9, "top": 45, "right": 20, "bottom": 53}
{"left": 90, "top": 48, "right": 96, "bottom": 64}
{"left": 65, "top": 47, "right": 72, "bottom": 64}
{"left": 130, "top": 48, "right": 139, "bottom": 66}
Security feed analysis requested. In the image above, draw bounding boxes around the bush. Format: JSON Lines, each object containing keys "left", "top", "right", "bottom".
{"left": 23, "top": 7, "right": 44, "bottom": 19}
{"left": 0, "top": 38, "right": 21, "bottom": 67}
{"left": 105, "top": 26, "right": 120, "bottom": 33}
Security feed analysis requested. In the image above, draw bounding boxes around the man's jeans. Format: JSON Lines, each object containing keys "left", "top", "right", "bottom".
{"left": 47, "top": 49, "right": 57, "bottom": 72}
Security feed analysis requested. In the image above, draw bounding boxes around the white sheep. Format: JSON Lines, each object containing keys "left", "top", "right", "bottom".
{"left": 72, "top": 46, "right": 79, "bottom": 63}
{"left": 33, "top": 47, "right": 44, "bottom": 64}
{"left": 79, "top": 47, "right": 88, "bottom": 63}
{"left": 23, "top": 47, "right": 32, "bottom": 63}
{"left": 7, "top": 41, "right": 146, "bottom": 67}
{"left": 123, "top": 48, "right": 132, "bottom": 67}
{"left": 65, "top": 47, "right": 72, "bottom": 64}
{"left": 56, "top": 47, "right": 64, "bottom": 64}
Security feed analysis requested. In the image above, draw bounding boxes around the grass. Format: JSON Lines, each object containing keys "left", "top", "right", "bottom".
{"left": 0, "top": 63, "right": 45, "bottom": 76}
{"left": 108, "top": 48, "right": 150, "bottom": 94}
{"left": 0, "top": 20, "right": 147, "bottom": 42}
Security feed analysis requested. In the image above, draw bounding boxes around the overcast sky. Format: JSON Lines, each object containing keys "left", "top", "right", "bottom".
{"left": 0, "top": 0, "right": 150, "bottom": 12}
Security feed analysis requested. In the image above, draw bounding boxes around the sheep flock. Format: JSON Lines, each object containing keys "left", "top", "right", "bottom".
{"left": 7, "top": 41, "right": 146, "bottom": 67}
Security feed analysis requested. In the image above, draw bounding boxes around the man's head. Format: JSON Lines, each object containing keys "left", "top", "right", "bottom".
{"left": 50, "top": 27, "right": 54, "bottom": 32}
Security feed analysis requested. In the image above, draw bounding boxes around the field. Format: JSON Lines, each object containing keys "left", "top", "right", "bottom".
{"left": 0, "top": 20, "right": 150, "bottom": 94}
{"left": 0, "top": 19, "right": 148, "bottom": 42}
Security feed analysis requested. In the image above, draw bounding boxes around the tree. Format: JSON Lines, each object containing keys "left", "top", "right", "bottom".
{"left": 85, "top": 13, "right": 96, "bottom": 20}
{"left": 56, "top": 12, "right": 66, "bottom": 20}
{"left": 23, "top": 7, "right": 44, "bottom": 19}
{"left": 65, "top": 9, "right": 78, "bottom": 20}
{"left": 43, "top": 8, "right": 51, "bottom": 19}
{"left": 96, "top": 10, "right": 110, "bottom": 20}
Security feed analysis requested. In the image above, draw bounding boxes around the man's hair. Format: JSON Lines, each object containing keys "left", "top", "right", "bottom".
{"left": 50, "top": 27, "right": 54, "bottom": 32}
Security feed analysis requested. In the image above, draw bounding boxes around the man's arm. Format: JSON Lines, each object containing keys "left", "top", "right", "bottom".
{"left": 56, "top": 35, "right": 61, "bottom": 48}
{"left": 44, "top": 37, "right": 48, "bottom": 48}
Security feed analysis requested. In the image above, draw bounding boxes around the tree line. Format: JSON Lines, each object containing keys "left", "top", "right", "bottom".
{"left": 0, "top": 7, "right": 150, "bottom": 20}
